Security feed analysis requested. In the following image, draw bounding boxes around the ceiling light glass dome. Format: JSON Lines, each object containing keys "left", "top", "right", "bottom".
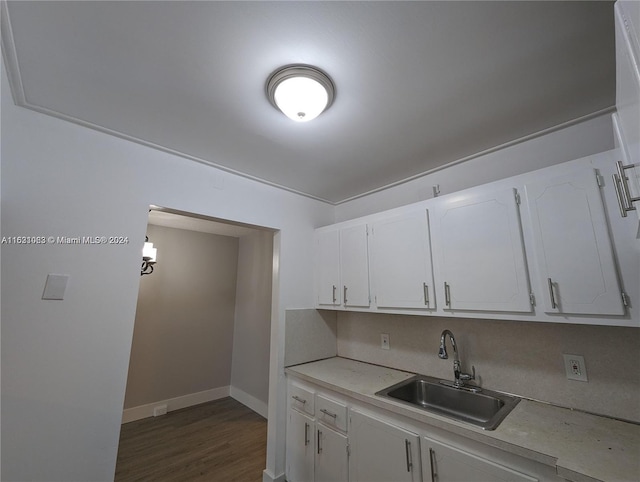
{"left": 266, "top": 65, "right": 335, "bottom": 122}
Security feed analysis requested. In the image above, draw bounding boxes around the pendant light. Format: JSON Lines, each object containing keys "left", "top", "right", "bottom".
{"left": 141, "top": 236, "right": 157, "bottom": 276}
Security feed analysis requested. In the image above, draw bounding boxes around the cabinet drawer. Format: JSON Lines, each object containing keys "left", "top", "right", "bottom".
{"left": 290, "top": 384, "right": 315, "bottom": 416}
{"left": 316, "top": 394, "right": 348, "bottom": 432}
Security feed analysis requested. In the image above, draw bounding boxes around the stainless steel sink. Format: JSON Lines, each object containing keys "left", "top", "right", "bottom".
{"left": 375, "top": 375, "right": 520, "bottom": 430}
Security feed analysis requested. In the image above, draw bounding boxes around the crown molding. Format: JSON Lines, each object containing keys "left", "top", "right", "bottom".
{"left": 1, "top": 0, "right": 26, "bottom": 105}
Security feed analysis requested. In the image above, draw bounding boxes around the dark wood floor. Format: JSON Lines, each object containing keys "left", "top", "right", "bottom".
{"left": 115, "top": 397, "right": 267, "bottom": 482}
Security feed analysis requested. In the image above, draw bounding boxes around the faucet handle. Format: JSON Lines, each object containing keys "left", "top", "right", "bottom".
{"left": 459, "top": 365, "right": 476, "bottom": 381}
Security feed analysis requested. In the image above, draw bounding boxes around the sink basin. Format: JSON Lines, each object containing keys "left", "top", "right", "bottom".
{"left": 375, "top": 375, "right": 520, "bottom": 430}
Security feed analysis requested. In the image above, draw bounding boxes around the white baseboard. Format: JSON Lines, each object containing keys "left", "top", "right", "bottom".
{"left": 230, "top": 386, "right": 268, "bottom": 419}
{"left": 122, "top": 386, "right": 231, "bottom": 424}
{"left": 262, "top": 469, "right": 286, "bottom": 482}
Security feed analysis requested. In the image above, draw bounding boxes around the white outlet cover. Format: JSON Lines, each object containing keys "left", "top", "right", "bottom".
{"left": 153, "top": 404, "right": 168, "bottom": 417}
{"left": 562, "top": 354, "right": 588, "bottom": 382}
{"left": 381, "top": 333, "right": 390, "bottom": 350}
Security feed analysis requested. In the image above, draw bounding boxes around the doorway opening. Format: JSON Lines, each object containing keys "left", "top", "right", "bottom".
{"left": 116, "top": 206, "right": 277, "bottom": 480}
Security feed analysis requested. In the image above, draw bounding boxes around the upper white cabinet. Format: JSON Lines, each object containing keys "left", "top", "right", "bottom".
{"left": 370, "top": 210, "right": 435, "bottom": 310}
{"left": 431, "top": 188, "right": 532, "bottom": 313}
{"left": 613, "top": 1, "right": 640, "bottom": 220}
{"left": 315, "top": 224, "right": 370, "bottom": 308}
{"left": 340, "top": 224, "right": 371, "bottom": 308}
{"left": 315, "top": 228, "right": 341, "bottom": 307}
{"left": 313, "top": 151, "right": 637, "bottom": 326}
{"left": 523, "top": 169, "right": 626, "bottom": 315}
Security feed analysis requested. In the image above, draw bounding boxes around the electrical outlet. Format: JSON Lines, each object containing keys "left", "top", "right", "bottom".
{"left": 381, "top": 333, "right": 390, "bottom": 350}
{"left": 153, "top": 404, "right": 168, "bottom": 417}
{"left": 562, "top": 354, "right": 588, "bottom": 382}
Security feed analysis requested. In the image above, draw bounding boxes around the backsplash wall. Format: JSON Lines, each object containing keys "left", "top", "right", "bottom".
{"left": 336, "top": 311, "right": 640, "bottom": 423}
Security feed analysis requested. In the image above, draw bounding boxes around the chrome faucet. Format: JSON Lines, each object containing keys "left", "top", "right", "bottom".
{"left": 438, "top": 329, "right": 477, "bottom": 390}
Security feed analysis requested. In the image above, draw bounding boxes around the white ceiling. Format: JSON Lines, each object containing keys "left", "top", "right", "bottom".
{"left": 2, "top": 1, "right": 615, "bottom": 203}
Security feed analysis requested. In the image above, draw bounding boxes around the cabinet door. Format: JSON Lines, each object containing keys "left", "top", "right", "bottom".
{"left": 315, "top": 229, "right": 341, "bottom": 306}
{"left": 524, "top": 169, "right": 625, "bottom": 315}
{"left": 349, "top": 410, "right": 420, "bottom": 482}
{"left": 340, "top": 224, "right": 370, "bottom": 308}
{"left": 315, "top": 424, "right": 348, "bottom": 482}
{"left": 286, "top": 409, "right": 314, "bottom": 482}
{"left": 422, "top": 436, "right": 537, "bottom": 482}
{"left": 371, "top": 210, "right": 436, "bottom": 309}
{"left": 614, "top": 2, "right": 640, "bottom": 218}
{"left": 433, "top": 188, "right": 532, "bottom": 312}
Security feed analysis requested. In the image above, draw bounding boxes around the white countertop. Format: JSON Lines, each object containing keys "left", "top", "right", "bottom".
{"left": 285, "top": 357, "right": 640, "bottom": 482}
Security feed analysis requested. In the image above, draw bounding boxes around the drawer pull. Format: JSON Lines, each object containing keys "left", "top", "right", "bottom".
{"left": 547, "top": 278, "right": 557, "bottom": 309}
{"left": 332, "top": 284, "right": 337, "bottom": 303}
{"left": 423, "top": 282, "right": 429, "bottom": 306}
{"left": 320, "top": 408, "right": 337, "bottom": 419}
{"left": 429, "top": 448, "right": 437, "bottom": 482}
{"left": 444, "top": 282, "right": 451, "bottom": 307}
{"left": 405, "top": 439, "right": 413, "bottom": 472}
{"left": 292, "top": 395, "right": 307, "bottom": 404}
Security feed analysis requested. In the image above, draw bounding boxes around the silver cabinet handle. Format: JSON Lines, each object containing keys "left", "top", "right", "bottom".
{"left": 343, "top": 285, "right": 348, "bottom": 305}
{"left": 317, "top": 429, "right": 322, "bottom": 454}
{"left": 304, "top": 422, "right": 309, "bottom": 446}
{"left": 613, "top": 174, "right": 630, "bottom": 218}
{"left": 404, "top": 439, "right": 413, "bottom": 472}
{"left": 444, "top": 282, "right": 451, "bottom": 307}
{"left": 429, "top": 448, "right": 437, "bottom": 482}
{"left": 423, "top": 282, "right": 429, "bottom": 306}
{"left": 320, "top": 408, "right": 337, "bottom": 419}
{"left": 547, "top": 278, "right": 557, "bottom": 309}
{"left": 332, "top": 285, "right": 337, "bottom": 303}
{"left": 617, "top": 161, "right": 640, "bottom": 209}
{"left": 292, "top": 395, "right": 306, "bottom": 404}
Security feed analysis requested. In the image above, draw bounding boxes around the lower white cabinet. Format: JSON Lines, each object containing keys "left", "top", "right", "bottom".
{"left": 349, "top": 409, "right": 421, "bottom": 482}
{"left": 315, "top": 423, "right": 349, "bottom": 482}
{"left": 286, "top": 408, "right": 315, "bottom": 482}
{"left": 286, "top": 377, "right": 564, "bottom": 482}
{"left": 286, "top": 385, "right": 349, "bottom": 482}
{"left": 421, "top": 436, "right": 537, "bottom": 482}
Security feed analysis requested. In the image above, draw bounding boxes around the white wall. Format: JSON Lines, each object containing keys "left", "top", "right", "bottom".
{"left": 230, "top": 230, "right": 274, "bottom": 417}
{"left": 124, "top": 224, "right": 239, "bottom": 411}
{"left": 0, "top": 58, "right": 334, "bottom": 482}
{"left": 335, "top": 113, "right": 614, "bottom": 221}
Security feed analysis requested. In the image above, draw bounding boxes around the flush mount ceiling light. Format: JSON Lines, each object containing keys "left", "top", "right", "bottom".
{"left": 266, "top": 64, "right": 335, "bottom": 122}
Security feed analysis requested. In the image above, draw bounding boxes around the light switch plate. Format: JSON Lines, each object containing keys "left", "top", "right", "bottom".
{"left": 42, "top": 274, "right": 69, "bottom": 300}
{"left": 562, "top": 354, "right": 588, "bottom": 382}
